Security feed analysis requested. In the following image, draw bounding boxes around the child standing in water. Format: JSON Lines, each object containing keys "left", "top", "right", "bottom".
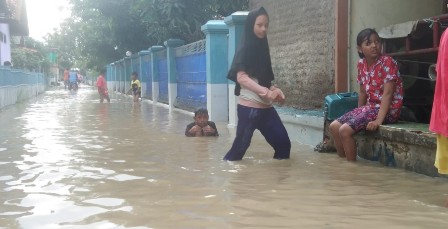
{"left": 329, "top": 28, "right": 403, "bottom": 161}
{"left": 185, "top": 108, "right": 219, "bottom": 137}
{"left": 63, "top": 68, "right": 69, "bottom": 90}
{"left": 96, "top": 72, "right": 110, "bottom": 103}
{"left": 429, "top": 28, "right": 448, "bottom": 207}
{"left": 127, "top": 72, "right": 141, "bottom": 102}
{"left": 224, "top": 7, "right": 291, "bottom": 161}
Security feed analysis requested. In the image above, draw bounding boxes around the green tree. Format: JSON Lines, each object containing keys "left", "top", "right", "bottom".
{"left": 135, "top": 0, "right": 248, "bottom": 43}
{"left": 46, "top": 0, "right": 248, "bottom": 71}
{"left": 11, "top": 37, "right": 51, "bottom": 73}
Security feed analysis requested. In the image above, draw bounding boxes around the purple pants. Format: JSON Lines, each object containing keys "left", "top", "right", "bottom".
{"left": 224, "top": 105, "right": 291, "bottom": 161}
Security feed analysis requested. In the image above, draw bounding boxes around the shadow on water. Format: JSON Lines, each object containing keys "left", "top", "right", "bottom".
{"left": 0, "top": 85, "right": 448, "bottom": 228}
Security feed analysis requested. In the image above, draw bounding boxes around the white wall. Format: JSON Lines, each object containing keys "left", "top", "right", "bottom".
{"left": 0, "top": 23, "right": 11, "bottom": 66}
{"left": 349, "top": 0, "right": 443, "bottom": 91}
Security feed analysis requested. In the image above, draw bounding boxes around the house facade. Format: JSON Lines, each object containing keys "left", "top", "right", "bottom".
{"left": 0, "top": 23, "right": 11, "bottom": 65}
{"left": 0, "top": 0, "right": 29, "bottom": 66}
{"left": 249, "top": 0, "right": 335, "bottom": 110}
{"left": 249, "top": 0, "right": 445, "bottom": 113}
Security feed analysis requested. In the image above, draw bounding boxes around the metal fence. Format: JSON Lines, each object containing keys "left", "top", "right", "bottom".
{"left": 174, "top": 39, "right": 206, "bottom": 111}
{"left": 157, "top": 50, "right": 168, "bottom": 104}
{"left": 131, "top": 55, "right": 140, "bottom": 77}
{"left": 0, "top": 67, "right": 46, "bottom": 109}
{"left": 119, "top": 63, "right": 126, "bottom": 93}
{"left": 142, "top": 55, "right": 152, "bottom": 99}
{"left": 106, "top": 40, "right": 207, "bottom": 110}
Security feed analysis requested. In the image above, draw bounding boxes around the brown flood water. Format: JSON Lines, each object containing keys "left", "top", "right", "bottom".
{"left": 1, "top": 86, "right": 448, "bottom": 229}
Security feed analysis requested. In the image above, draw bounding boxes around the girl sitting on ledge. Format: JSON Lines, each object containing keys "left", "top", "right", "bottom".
{"left": 329, "top": 28, "right": 403, "bottom": 161}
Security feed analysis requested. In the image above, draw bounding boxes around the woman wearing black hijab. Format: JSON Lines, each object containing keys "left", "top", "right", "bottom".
{"left": 224, "top": 7, "right": 291, "bottom": 161}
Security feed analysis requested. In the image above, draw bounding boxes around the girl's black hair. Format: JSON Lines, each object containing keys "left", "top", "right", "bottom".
{"left": 131, "top": 71, "right": 138, "bottom": 77}
{"left": 227, "top": 7, "right": 274, "bottom": 96}
{"left": 356, "top": 28, "right": 379, "bottom": 58}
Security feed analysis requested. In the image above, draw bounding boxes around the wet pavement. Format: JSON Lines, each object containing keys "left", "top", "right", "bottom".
{"left": 1, "top": 86, "right": 448, "bottom": 228}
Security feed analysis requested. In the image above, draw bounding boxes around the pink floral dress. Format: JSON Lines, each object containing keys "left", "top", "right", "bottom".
{"left": 337, "top": 55, "right": 403, "bottom": 132}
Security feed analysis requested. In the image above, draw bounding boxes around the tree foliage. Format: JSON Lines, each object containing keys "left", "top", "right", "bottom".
{"left": 45, "top": 0, "right": 248, "bottom": 72}
{"left": 11, "top": 37, "right": 51, "bottom": 73}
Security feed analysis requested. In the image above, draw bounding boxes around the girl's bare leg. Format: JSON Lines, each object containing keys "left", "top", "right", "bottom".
{"left": 329, "top": 121, "right": 345, "bottom": 158}
{"left": 339, "top": 124, "right": 357, "bottom": 161}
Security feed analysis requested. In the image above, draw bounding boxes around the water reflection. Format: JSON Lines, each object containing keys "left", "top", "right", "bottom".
{"left": 0, "top": 86, "right": 447, "bottom": 228}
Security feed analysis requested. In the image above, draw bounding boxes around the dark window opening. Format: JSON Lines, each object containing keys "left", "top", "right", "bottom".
{"left": 382, "top": 15, "right": 448, "bottom": 124}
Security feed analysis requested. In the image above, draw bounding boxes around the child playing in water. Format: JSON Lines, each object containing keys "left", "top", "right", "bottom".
{"left": 185, "top": 108, "right": 219, "bottom": 137}
{"left": 429, "top": 28, "right": 448, "bottom": 207}
{"left": 96, "top": 72, "right": 110, "bottom": 103}
{"left": 223, "top": 7, "right": 291, "bottom": 161}
{"left": 329, "top": 28, "right": 403, "bottom": 161}
{"left": 127, "top": 72, "right": 141, "bottom": 102}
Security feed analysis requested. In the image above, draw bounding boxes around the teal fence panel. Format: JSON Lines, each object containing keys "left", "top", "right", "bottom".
{"left": 174, "top": 40, "right": 207, "bottom": 111}
{"left": 142, "top": 55, "right": 152, "bottom": 99}
{"left": 157, "top": 50, "right": 168, "bottom": 104}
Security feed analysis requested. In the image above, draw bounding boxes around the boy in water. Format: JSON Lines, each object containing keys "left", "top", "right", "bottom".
{"left": 185, "top": 108, "right": 219, "bottom": 137}
{"left": 127, "top": 72, "right": 141, "bottom": 102}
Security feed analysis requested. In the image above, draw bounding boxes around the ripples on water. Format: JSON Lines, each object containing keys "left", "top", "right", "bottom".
{"left": 1, "top": 87, "right": 448, "bottom": 228}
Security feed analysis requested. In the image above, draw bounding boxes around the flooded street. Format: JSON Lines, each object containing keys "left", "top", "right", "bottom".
{"left": 1, "top": 86, "right": 448, "bottom": 228}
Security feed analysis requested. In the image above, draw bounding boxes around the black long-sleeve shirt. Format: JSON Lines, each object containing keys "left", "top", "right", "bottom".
{"left": 185, "top": 121, "right": 219, "bottom": 137}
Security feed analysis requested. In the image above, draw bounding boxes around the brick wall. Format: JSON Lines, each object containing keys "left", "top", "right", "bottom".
{"left": 249, "top": 0, "right": 335, "bottom": 109}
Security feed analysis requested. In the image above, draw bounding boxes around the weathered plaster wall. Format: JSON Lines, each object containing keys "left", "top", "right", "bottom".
{"left": 249, "top": 0, "right": 335, "bottom": 109}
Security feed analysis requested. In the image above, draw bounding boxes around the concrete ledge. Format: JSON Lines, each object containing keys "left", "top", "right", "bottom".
{"left": 277, "top": 108, "right": 324, "bottom": 146}
{"left": 355, "top": 122, "right": 437, "bottom": 176}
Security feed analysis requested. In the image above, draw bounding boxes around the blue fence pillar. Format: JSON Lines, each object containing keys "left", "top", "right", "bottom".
{"left": 119, "top": 59, "right": 125, "bottom": 93}
{"left": 109, "top": 63, "right": 114, "bottom": 90}
{"left": 139, "top": 50, "right": 150, "bottom": 98}
{"left": 225, "top": 12, "right": 248, "bottom": 127}
{"left": 116, "top": 60, "right": 121, "bottom": 92}
{"left": 201, "top": 20, "right": 229, "bottom": 122}
{"left": 150, "top": 46, "right": 165, "bottom": 102}
{"left": 113, "top": 62, "right": 118, "bottom": 91}
{"left": 124, "top": 56, "right": 131, "bottom": 93}
{"left": 164, "top": 39, "right": 185, "bottom": 110}
{"left": 106, "top": 64, "right": 111, "bottom": 89}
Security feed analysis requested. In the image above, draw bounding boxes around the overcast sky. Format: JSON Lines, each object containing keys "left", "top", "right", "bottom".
{"left": 25, "top": 0, "right": 71, "bottom": 41}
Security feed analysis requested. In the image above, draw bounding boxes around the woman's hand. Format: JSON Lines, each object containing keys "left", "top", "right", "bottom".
{"left": 366, "top": 120, "right": 381, "bottom": 131}
{"left": 270, "top": 87, "right": 285, "bottom": 104}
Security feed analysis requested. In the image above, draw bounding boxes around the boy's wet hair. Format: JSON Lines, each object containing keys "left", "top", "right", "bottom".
{"left": 194, "top": 108, "right": 209, "bottom": 117}
{"left": 131, "top": 72, "right": 138, "bottom": 77}
{"left": 356, "top": 28, "right": 379, "bottom": 58}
